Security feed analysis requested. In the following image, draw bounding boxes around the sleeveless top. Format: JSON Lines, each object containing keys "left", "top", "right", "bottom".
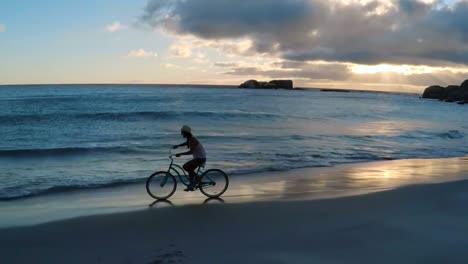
{"left": 190, "top": 136, "right": 206, "bottom": 159}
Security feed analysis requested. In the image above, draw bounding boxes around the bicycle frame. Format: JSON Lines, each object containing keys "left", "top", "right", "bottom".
{"left": 146, "top": 148, "right": 228, "bottom": 200}
{"left": 166, "top": 149, "right": 205, "bottom": 186}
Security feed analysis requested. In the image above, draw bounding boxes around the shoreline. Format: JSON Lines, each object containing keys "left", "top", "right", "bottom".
{"left": 1, "top": 155, "right": 467, "bottom": 228}
{"left": 2, "top": 178, "right": 468, "bottom": 263}
{"left": 3, "top": 153, "right": 467, "bottom": 202}
{"left": 0, "top": 83, "right": 421, "bottom": 95}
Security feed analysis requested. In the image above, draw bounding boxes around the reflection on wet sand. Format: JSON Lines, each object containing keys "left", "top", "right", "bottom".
{"left": 203, "top": 198, "right": 225, "bottom": 204}
{"left": 148, "top": 197, "right": 225, "bottom": 207}
{"left": 230, "top": 156, "right": 468, "bottom": 202}
{"left": 149, "top": 199, "right": 174, "bottom": 208}
{"left": 2, "top": 156, "right": 467, "bottom": 227}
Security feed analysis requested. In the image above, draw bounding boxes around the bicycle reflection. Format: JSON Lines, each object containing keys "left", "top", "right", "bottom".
{"left": 148, "top": 197, "right": 225, "bottom": 208}
{"left": 203, "top": 197, "right": 225, "bottom": 204}
{"left": 149, "top": 199, "right": 174, "bottom": 208}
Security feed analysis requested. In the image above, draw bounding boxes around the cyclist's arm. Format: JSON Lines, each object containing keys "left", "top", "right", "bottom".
{"left": 177, "top": 138, "right": 198, "bottom": 156}
{"left": 175, "top": 142, "right": 188, "bottom": 148}
{"left": 177, "top": 150, "right": 193, "bottom": 156}
{"left": 177, "top": 146, "right": 194, "bottom": 156}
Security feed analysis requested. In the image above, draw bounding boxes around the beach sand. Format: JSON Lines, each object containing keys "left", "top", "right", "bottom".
{"left": 1, "top": 157, "right": 468, "bottom": 263}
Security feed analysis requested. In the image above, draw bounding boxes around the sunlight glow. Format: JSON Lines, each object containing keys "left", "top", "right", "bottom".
{"left": 351, "top": 64, "right": 436, "bottom": 75}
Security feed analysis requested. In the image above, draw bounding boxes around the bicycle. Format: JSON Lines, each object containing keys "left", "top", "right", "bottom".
{"left": 146, "top": 149, "right": 229, "bottom": 200}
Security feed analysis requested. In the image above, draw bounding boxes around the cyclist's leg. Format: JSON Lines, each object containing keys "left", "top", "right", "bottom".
{"left": 183, "top": 160, "right": 201, "bottom": 186}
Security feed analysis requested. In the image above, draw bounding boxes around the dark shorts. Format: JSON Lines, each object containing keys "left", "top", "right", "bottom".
{"left": 193, "top": 158, "right": 206, "bottom": 165}
{"left": 184, "top": 158, "right": 206, "bottom": 169}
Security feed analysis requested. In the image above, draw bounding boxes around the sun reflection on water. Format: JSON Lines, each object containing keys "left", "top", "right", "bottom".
{"left": 351, "top": 120, "right": 430, "bottom": 136}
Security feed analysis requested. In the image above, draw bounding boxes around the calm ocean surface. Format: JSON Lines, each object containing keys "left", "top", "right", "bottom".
{"left": 1, "top": 85, "right": 467, "bottom": 200}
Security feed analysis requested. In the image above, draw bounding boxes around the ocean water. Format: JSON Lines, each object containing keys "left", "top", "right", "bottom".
{"left": 1, "top": 85, "right": 467, "bottom": 200}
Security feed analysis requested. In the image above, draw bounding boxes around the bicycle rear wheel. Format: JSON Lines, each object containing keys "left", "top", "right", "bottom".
{"left": 146, "top": 171, "right": 177, "bottom": 200}
{"left": 199, "top": 169, "right": 229, "bottom": 198}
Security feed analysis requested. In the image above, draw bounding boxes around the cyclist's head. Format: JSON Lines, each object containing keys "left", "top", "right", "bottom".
{"left": 181, "top": 125, "right": 192, "bottom": 138}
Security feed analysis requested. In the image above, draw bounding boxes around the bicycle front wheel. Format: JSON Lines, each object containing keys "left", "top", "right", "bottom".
{"left": 146, "top": 171, "right": 177, "bottom": 200}
{"left": 199, "top": 169, "right": 229, "bottom": 198}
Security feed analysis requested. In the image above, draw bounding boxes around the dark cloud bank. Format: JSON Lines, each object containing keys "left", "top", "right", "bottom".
{"left": 141, "top": 0, "right": 468, "bottom": 66}
{"left": 140, "top": 0, "right": 468, "bottom": 89}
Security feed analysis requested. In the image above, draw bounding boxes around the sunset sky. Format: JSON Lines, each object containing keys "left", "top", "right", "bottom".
{"left": 1, "top": 0, "right": 467, "bottom": 92}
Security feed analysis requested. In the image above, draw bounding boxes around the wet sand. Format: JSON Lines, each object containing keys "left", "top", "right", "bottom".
{"left": 1, "top": 157, "right": 468, "bottom": 263}
{"left": 2, "top": 178, "right": 468, "bottom": 263}
{"left": 1, "top": 156, "right": 467, "bottom": 227}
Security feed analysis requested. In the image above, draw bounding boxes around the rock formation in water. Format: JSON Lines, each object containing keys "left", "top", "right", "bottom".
{"left": 239, "top": 80, "right": 294, "bottom": 89}
{"left": 422, "top": 79, "right": 468, "bottom": 104}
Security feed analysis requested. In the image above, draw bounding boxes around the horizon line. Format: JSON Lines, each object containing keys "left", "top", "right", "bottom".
{"left": 0, "top": 82, "right": 420, "bottom": 95}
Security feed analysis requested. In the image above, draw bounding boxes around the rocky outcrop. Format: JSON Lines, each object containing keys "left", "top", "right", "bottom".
{"left": 239, "top": 79, "right": 260, "bottom": 89}
{"left": 268, "top": 80, "right": 293, "bottom": 89}
{"left": 445, "top": 85, "right": 463, "bottom": 102}
{"left": 239, "top": 79, "right": 294, "bottom": 89}
{"left": 321, "top": 89, "right": 350, "bottom": 93}
{"left": 422, "top": 85, "right": 445, "bottom": 99}
{"left": 261, "top": 82, "right": 278, "bottom": 89}
{"left": 462, "top": 79, "right": 468, "bottom": 101}
{"left": 422, "top": 79, "right": 468, "bottom": 104}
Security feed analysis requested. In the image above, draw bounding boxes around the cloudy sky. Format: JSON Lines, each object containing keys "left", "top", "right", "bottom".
{"left": 1, "top": 0, "right": 467, "bottom": 92}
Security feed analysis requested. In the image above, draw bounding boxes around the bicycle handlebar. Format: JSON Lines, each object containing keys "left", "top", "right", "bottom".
{"left": 168, "top": 148, "right": 176, "bottom": 162}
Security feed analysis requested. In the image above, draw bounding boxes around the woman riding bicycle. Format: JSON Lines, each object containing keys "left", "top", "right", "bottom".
{"left": 172, "top": 125, "right": 207, "bottom": 191}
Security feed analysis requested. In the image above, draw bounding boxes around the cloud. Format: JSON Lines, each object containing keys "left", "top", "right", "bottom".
{"left": 141, "top": 0, "right": 468, "bottom": 66}
{"left": 214, "top": 62, "right": 240, "bottom": 68}
{"left": 161, "top": 63, "right": 179, "bottom": 69}
{"left": 215, "top": 57, "right": 468, "bottom": 88}
{"left": 350, "top": 69, "right": 468, "bottom": 87}
{"left": 125, "top": 49, "right": 158, "bottom": 58}
{"left": 224, "top": 61, "right": 352, "bottom": 80}
{"left": 169, "top": 41, "right": 192, "bottom": 57}
{"left": 0, "top": 24, "right": 6, "bottom": 33}
{"left": 105, "top": 21, "right": 125, "bottom": 32}
{"left": 169, "top": 36, "right": 256, "bottom": 59}
{"left": 193, "top": 52, "right": 208, "bottom": 64}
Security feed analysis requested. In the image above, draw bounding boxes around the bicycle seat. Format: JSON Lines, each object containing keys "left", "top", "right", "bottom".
{"left": 200, "top": 163, "right": 206, "bottom": 168}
